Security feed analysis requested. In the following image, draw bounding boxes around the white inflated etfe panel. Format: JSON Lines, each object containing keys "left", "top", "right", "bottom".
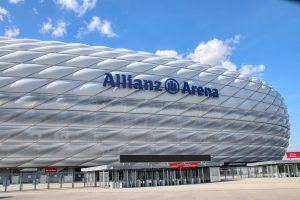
{"left": 68, "top": 68, "right": 105, "bottom": 81}
{"left": 5, "top": 78, "right": 48, "bottom": 92}
{"left": 38, "top": 66, "right": 77, "bottom": 79}
{"left": 64, "top": 56, "right": 104, "bottom": 67}
{"left": 117, "top": 53, "right": 153, "bottom": 61}
{"left": 0, "top": 51, "right": 45, "bottom": 63}
{"left": 229, "top": 78, "right": 249, "bottom": 88}
{"left": 234, "top": 88, "right": 254, "bottom": 99}
{"left": 32, "top": 53, "right": 75, "bottom": 65}
{"left": 148, "top": 65, "right": 177, "bottom": 76}
{"left": 238, "top": 99, "right": 259, "bottom": 110}
{"left": 198, "top": 72, "right": 218, "bottom": 82}
{"left": 94, "top": 59, "right": 131, "bottom": 70}
{"left": 128, "top": 89, "right": 163, "bottom": 100}
{"left": 98, "top": 87, "right": 135, "bottom": 98}
{"left": 220, "top": 85, "right": 240, "bottom": 96}
{"left": 206, "top": 66, "right": 227, "bottom": 74}
{"left": 263, "top": 95, "right": 275, "bottom": 104}
{"left": 0, "top": 37, "right": 290, "bottom": 167}
{"left": 134, "top": 74, "right": 161, "bottom": 81}
{"left": 0, "top": 77, "right": 17, "bottom": 88}
{"left": 143, "top": 57, "right": 177, "bottom": 65}
{"left": 166, "top": 60, "right": 195, "bottom": 68}
{"left": 3, "top": 95, "right": 46, "bottom": 108}
{"left": 2, "top": 64, "right": 47, "bottom": 77}
{"left": 213, "top": 75, "right": 234, "bottom": 85}
{"left": 221, "top": 97, "right": 244, "bottom": 108}
{"left": 172, "top": 68, "right": 196, "bottom": 79}
{"left": 238, "top": 74, "right": 251, "bottom": 81}
{"left": 67, "top": 82, "right": 106, "bottom": 96}
{"left": 37, "top": 80, "right": 81, "bottom": 94}
{"left": 0, "top": 50, "right": 14, "bottom": 57}
{"left": 222, "top": 70, "right": 239, "bottom": 77}
{"left": 0, "top": 62, "right": 15, "bottom": 71}
{"left": 187, "top": 64, "right": 210, "bottom": 71}
{"left": 253, "top": 102, "right": 271, "bottom": 112}
{"left": 0, "top": 43, "right": 40, "bottom": 50}
{"left": 124, "top": 62, "right": 156, "bottom": 72}
{"left": 60, "top": 48, "right": 100, "bottom": 55}
{"left": 245, "top": 81, "right": 261, "bottom": 91}
{"left": 250, "top": 92, "right": 266, "bottom": 101}
{"left": 30, "top": 45, "right": 73, "bottom": 53}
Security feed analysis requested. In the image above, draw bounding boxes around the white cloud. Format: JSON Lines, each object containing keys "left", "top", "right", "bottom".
{"left": 0, "top": 7, "right": 9, "bottom": 21}
{"left": 239, "top": 64, "right": 265, "bottom": 77}
{"left": 4, "top": 27, "right": 20, "bottom": 37}
{"left": 155, "top": 35, "right": 266, "bottom": 77}
{"left": 55, "top": 0, "right": 97, "bottom": 16}
{"left": 40, "top": 18, "right": 67, "bottom": 38}
{"left": 52, "top": 21, "right": 67, "bottom": 37}
{"left": 155, "top": 50, "right": 182, "bottom": 59}
{"left": 187, "top": 35, "right": 241, "bottom": 71}
{"left": 221, "top": 60, "right": 237, "bottom": 71}
{"left": 8, "top": 0, "right": 24, "bottom": 4}
{"left": 87, "top": 15, "right": 101, "bottom": 31}
{"left": 40, "top": 18, "right": 53, "bottom": 33}
{"left": 99, "top": 20, "right": 116, "bottom": 37}
{"left": 77, "top": 16, "right": 117, "bottom": 38}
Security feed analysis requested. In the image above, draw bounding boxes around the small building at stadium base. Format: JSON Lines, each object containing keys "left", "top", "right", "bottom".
{"left": 81, "top": 162, "right": 223, "bottom": 188}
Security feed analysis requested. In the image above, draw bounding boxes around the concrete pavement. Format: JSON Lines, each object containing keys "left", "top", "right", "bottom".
{"left": 0, "top": 178, "right": 300, "bottom": 200}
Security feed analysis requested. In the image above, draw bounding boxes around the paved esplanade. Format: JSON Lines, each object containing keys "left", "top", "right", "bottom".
{"left": 1, "top": 178, "right": 299, "bottom": 200}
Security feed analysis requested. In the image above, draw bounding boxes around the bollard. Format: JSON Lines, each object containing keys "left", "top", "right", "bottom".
{"left": 47, "top": 173, "right": 50, "bottom": 189}
{"left": 84, "top": 173, "right": 86, "bottom": 188}
{"left": 19, "top": 173, "right": 23, "bottom": 191}
{"left": 60, "top": 174, "right": 63, "bottom": 188}
{"left": 34, "top": 173, "right": 37, "bottom": 190}
{"left": 4, "top": 176, "right": 8, "bottom": 192}
{"left": 72, "top": 172, "right": 75, "bottom": 188}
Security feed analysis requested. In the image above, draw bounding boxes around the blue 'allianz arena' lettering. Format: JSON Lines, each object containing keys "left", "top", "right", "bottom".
{"left": 103, "top": 73, "right": 219, "bottom": 98}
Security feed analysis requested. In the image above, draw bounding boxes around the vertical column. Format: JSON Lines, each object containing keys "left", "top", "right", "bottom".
{"left": 34, "top": 173, "right": 37, "bottom": 190}
{"left": 197, "top": 168, "right": 200, "bottom": 183}
{"left": 166, "top": 169, "right": 169, "bottom": 186}
{"left": 179, "top": 168, "right": 182, "bottom": 185}
{"left": 19, "top": 173, "right": 23, "bottom": 191}
{"left": 201, "top": 168, "right": 205, "bottom": 183}
{"left": 4, "top": 175, "right": 8, "bottom": 192}
{"left": 72, "top": 172, "right": 75, "bottom": 188}
{"left": 126, "top": 170, "right": 129, "bottom": 188}
{"left": 271, "top": 165, "right": 274, "bottom": 178}
{"left": 47, "top": 173, "right": 50, "bottom": 190}
{"left": 247, "top": 167, "right": 250, "bottom": 178}
{"left": 134, "top": 170, "right": 137, "bottom": 187}
{"left": 162, "top": 168, "right": 165, "bottom": 186}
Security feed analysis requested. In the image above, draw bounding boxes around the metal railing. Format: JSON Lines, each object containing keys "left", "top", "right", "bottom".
{"left": 0, "top": 172, "right": 86, "bottom": 192}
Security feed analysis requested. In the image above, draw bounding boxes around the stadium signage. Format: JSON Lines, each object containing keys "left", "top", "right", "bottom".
{"left": 103, "top": 73, "right": 219, "bottom": 98}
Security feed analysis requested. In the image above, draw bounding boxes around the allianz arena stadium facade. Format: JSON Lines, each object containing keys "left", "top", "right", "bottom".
{"left": 0, "top": 37, "right": 289, "bottom": 168}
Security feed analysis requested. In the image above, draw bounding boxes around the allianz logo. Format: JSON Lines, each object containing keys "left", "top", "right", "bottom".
{"left": 103, "top": 73, "right": 219, "bottom": 98}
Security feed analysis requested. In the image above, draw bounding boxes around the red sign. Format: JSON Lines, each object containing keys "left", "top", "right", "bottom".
{"left": 169, "top": 162, "right": 198, "bottom": 168}
{"left": 44, "top": 167, "right": 57, "bottom": 173}
{"left": 286, "top": 152, "right": 300, "bottom": 159}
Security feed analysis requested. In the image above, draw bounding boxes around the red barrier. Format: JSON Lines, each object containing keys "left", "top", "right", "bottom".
{"left": 286, "top": 152, "right": 300, "bottom": 159}
{"left": 169, "top": 162, "right": 198, "bottom": 168}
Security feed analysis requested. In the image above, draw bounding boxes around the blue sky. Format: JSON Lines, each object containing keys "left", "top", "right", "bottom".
{"left": 0, "top": 0, "right": 299, "bottom": 151}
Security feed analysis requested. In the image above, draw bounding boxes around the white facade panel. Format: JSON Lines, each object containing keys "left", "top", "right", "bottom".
{"left": 0, "top": 37, "right": 290, "bottom": 167}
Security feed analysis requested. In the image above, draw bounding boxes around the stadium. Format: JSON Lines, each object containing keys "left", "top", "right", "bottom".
{"left": 0, "top": 37, "right": 290, "bottom": 186}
